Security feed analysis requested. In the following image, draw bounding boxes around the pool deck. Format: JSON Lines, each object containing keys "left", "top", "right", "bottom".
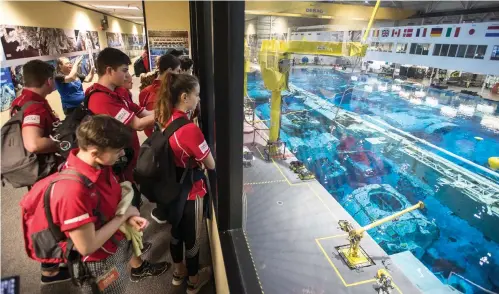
{"left": 242, "top": 122, "right": 435, "bottom": 294}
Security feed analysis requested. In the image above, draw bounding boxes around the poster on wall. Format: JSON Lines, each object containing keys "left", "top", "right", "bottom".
{"left": 106, "top": 32, "right": 124, "bottom": 48}
{"left": 0, "top": 67, "right": 16, "bottom": 111}
{"left": 148, "top": 30, "right": 189, "bottom": 69}
{"left": 0, "top": 25, "right": 42, "bottom": 59}
{"left": 491, "top": 45, "right": 499, "bottom": 61}
{"left": 75, "top": 30, "right": 100, "bottom": 51}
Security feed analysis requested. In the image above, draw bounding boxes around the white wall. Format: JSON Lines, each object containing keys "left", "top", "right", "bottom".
{"left": 364, "top": 22, "right": 499, "bottom": 75}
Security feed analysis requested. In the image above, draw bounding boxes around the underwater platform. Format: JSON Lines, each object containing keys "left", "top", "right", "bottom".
{"left": 241, "top": 119, "right": 453, "bottom": 294}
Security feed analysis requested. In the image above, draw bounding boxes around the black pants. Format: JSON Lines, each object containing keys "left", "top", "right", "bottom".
{"left": 170, "top": 199, "right": 202, "bottom": 277}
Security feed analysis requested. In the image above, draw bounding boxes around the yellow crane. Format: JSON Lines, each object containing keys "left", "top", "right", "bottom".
{"left": 337, "top": 201, "right": 425, "bottom": 269}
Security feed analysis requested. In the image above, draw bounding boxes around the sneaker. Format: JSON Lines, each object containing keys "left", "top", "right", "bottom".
{"left": 172, "top": 270, "right": 187, "bottom": 286}
{"left": 130, "top": 260, "right": 170, "bottom": 282}
{"left": 139, "top": 242, "right": 152, "bottom": 257}
{"left": 151, "top": 208, "right": 168, "bottom": 224}
{"left": 41, "top": 267, "right": 71, "bottom": 285}
{"left": 186, "top": 267, "right": 212, "bottom": 294}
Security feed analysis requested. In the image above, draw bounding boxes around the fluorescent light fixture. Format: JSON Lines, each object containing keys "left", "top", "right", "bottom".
{"left": 476, "top": 104, "right": 494, "bottom": 114}
{"left": 458, "top": 104, "right": 475, "bottom": 117}
{"left": 425, "top": 97, "right": 439, "bottom": 107}
{"left": 116, "top": 16, "right": 144, "bottom": 19}
{"left": 481, "top": 115, "right": 499, "bottom": 131}
{"left": 441, "top": 106, "right": 457, "bottom": 118}
{"left": 92, "top": 5, "right": 140, "bottom": 10}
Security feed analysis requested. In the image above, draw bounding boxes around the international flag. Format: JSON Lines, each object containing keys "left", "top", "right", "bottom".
{"left": 431, "top": 27, "right": 443, "bottom": 37}
{"left": 392, "top": 28, "right": 401, "bottom": 37}
{"left": 423, "top": 28, "right": 427, "bottom": 37}
{"left": 446, "top": 27, "right": 452, "bottom": 37}
{"left": 485, "top": 25, "right": 499, "bottom": 37}
{"left": 403, "top": 28, "right": 413, "bottom": 37}
{"left": 469, "top": 28, "right": 475, "bottom": 35}
{"left": 382, "top": 29, "right": 389, "bottom": 37}
{"left": 454, "top": 27, "right": 461, "bottom": 37}
{"left": 416, "top": 28, "right": 420, "bottom": 37}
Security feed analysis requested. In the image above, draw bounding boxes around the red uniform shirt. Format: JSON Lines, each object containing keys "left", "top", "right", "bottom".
{"left": 50, "top": 149, "right": 124, "bottom": 262}
{"left": 138, "top": 79, "right": 161, "bottom": 137}
{"left": 142, "top": 51, "right": 150, "bottom": 72}
{"left": 166, "top": 109, "right": 210, "bottom": 200}
{"left": 86, "top": 83, "right": 144, "bottom": 182}
{"left": 11, "top": 89, "right": 59, "bottom": 137}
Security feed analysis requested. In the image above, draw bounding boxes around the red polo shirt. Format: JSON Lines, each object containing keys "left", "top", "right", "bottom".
{"left": 49, "top": 149, "right": 124, "bottom": 262}
{"left": 139, "top": 79, "right": 161, "bottom": 137}
{"left": 86, "top": 83, "right": 145, "bottom": 182}
{"left": 11, "top": 89, "right": 59, "bottom": 137}
{"left": 166, "top": 109, "right": 210, "bottom": 200}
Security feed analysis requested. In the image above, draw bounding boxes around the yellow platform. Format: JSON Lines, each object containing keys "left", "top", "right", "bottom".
{"left": 337, "top": 244, "right": 375, "bottom": 269}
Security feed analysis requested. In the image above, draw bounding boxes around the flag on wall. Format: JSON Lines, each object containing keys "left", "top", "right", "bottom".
{"left": 416, "top": 28, "right": 420, "bottom": 37}
{"left": 485, "top": 25, "right": 499, "bottom": 37}
{"left": 392, "top": 28, "right": 401, "bottom": 37}
{"left": 454, "top": 27, "right": 461, "bottom": 37}
{"left": 382, "top": 29, "right": 389, "bottom": 37}
{"left": 445, "top": 27, "right": 452, "bottom": 37}
{"left": 431, "top": 27, "right": 443, "bottom": 37}
{"left": 372, "top": 29, "right": 380, "bottom": 37}
{"left": 423, "top": 28, "right": 427, "bottom": 37}
{"left": 469, "top": 28, "right": 475, "bottom": 35}
{"left": 403, "top": 28, "right": 413, "bottom": 37}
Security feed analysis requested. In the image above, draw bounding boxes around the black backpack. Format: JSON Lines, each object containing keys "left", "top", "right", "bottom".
{"left": 134, "top": 56, "right": 147, "bottom": 77}
{"left": 134, "top": 117, "right": 192, "bottom": 205}
{"left": 51, "top": 88, "right": 135, "bottom": 175}
{"left": 1, "top": 102, "right": 57, "bottom": 188}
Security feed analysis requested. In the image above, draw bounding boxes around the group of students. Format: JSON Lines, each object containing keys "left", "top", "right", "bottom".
{"left": 9, "top": 47, "right": 214, "bottom": 294}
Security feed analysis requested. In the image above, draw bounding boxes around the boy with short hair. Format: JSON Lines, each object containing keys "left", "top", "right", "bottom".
{"left": 85, "top": 48, "right": 167, "bottom": 281}
{"left": 10, "top": 60, "right": 66, "bottom": 284}
{"left": 48, "top": 115, "right": 168, "bottom": 292}
{"left": 138, "top": 54, "right": 181, "bottom": 137}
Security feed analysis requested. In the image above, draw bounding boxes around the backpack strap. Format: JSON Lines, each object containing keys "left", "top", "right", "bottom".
{"left": 83, "top": 88, "right": 104, "bottom": 109}
{"left": 11, "top": 100, "right": 42, "bottom": 117}
{"left": 162, "top": 117, "right": 191, "bottom": 139}
{"left": 162, "top": 117, "right": 193, "bottom": 184}
{"left": 43, "top": 169, "right": 93, "bottom": 241}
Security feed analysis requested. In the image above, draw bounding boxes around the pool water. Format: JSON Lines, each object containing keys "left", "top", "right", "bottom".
{"left": 247, "top": 68, "right": 499, "bottom": 293}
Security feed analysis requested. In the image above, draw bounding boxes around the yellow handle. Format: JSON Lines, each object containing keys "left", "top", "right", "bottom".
{"left": 362, "top": 0, "right": 381, "bottom": 43}
{"left": 356, "top": 201, "right": 424, "bottom": 234}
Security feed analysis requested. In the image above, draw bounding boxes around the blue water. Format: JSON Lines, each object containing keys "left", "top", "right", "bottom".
{"left": 248, "top": 68, "right": 499, "bottom": 293}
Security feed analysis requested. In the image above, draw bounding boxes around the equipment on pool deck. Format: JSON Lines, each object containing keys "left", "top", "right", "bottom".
{"left": 290, "top": 160, "right": 305, "bottom": 172}
{"left": 337, "top": 201, "right": 425, "bottom": 269}
{"left": 374, "top": 269, "right": 394, "bottom": 294}
{"left": 489, "top": 157, "right": 499, "bottom": 171}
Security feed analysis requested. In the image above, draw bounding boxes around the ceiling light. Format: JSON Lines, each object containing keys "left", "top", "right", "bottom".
{"left": 116, "top": 16, "right": 144, "bottom": 19}
{"left": 92, "top": 5, "right": 140, "bottom": 10}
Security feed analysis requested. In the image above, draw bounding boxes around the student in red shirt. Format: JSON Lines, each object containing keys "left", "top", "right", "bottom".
{"left": 139, "top": 54, "right": 181, "bottom": 137}
{"left": 142, "top": 45, "right": 150, "bottom": 72}
{"left": 48, "top": 115, "right": 168, "bottom": 293}
{"left": 86, "top": 48, "right": 155, "bottom": 185}
{"left": 10, "top": 60, "right": 67, "bottom": 284}
{"left": 155, "top": 73, "right": 215, "bottom": 293}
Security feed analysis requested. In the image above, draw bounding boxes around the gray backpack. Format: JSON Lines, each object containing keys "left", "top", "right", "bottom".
{"left": 1, "top": 101, "right": 57, "bottom": 188}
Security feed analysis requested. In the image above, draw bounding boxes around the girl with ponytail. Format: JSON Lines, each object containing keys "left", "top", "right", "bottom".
{"left": 154, "top": 72, "right": 215, "bottom": 293}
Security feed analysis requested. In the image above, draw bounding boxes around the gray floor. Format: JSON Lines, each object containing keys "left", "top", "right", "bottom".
{"left": 242, "top": 126, "right": 423, "bottom": 294}
{"left": 1, "top": 76, "right": 215, "bottom": 294}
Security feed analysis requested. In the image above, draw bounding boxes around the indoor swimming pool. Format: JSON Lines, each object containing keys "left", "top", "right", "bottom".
{"left": 247, "top": 68, "right": 499, "bottom": 293}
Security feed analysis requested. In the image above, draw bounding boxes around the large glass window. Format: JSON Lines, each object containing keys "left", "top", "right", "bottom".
{"left": 448, "top": 44, "right": 458, "bottom": 57}
{"left": 465, "top": 45, "right": 477, "bottom": 58}
{"left": 492, "top": 45, "right": 499, "bottom": 60}
{"left": 243, "top": 3, "right": 499, "bottom": 294}
{"left": 439, "top": 44, "right": 449, "bottom": 56}
{"left": 457, "top": 44, "right": 467, "bottom": 57}
{"left": 475, "top": 45, "right": 487, "bottom": 59}
{"left": 396, "top": 43, "right": 408, "bottom": 53}
{"left": 433, "top": 44, "right": 442, "bottom": 56}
